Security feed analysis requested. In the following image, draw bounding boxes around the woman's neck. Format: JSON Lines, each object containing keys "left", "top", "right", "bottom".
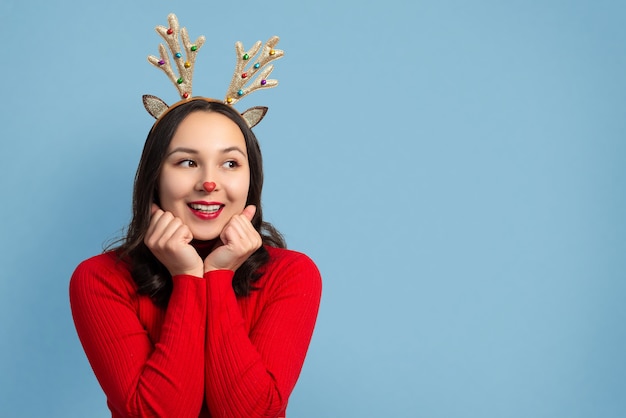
{"left": 191, "top": 239, "right": 219, "bottom": 259}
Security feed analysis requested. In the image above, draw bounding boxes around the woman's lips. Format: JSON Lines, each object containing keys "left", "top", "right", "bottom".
{"left": 188, "top": 201, "right": 224, "bottom": 220}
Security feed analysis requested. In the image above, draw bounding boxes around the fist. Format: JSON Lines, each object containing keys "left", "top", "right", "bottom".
{"left": 144, "top": 204, "right": 204, "bottom": 277}
{"left": 204, "top": 205, "right": 262, "bottom": 272}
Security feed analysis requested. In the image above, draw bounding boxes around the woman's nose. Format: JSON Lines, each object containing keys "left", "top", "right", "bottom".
{"left": 202, "top": 181, "right": 217, "bottom": 193}
{"left": 203, "top": 181, "right": 216, "bottom": 192}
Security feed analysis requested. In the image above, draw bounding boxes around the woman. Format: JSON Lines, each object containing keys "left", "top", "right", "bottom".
{"left": 70, "top": 99, "right": 322, "bottom": 417}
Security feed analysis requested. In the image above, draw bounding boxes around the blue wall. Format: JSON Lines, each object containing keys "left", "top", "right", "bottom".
{"left": 1, "top": 0, "right": 625, "bottom": 416}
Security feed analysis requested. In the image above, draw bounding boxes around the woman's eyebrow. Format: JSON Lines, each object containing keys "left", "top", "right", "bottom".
{"left": 221, "top": 146, "right": 247, "bottom": 157}
{"left": 166, "top": 146, "right": 247, "bottom": 157}
{"left": 166, "top": 147, "right": 199, "bottom": 157}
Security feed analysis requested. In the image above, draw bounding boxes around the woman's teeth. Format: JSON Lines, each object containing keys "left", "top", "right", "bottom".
{"left": 189, "top": 203, "right": 221, "bottom": 213}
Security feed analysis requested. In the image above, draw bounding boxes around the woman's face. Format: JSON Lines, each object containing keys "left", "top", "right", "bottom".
{"left": 158, "top": 111, "right": 250, "bottom": 241}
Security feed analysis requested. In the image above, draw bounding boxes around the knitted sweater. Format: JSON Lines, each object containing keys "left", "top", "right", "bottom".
{"left": 70, "top": 246, "right": 321, "bottom": 418}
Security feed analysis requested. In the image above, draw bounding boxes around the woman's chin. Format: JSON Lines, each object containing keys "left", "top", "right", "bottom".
{"left": 188, "top": 225, "right": 221, "bottom": 242}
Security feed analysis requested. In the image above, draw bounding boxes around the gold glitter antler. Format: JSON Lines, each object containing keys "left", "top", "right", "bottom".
{"left": 147, "top": 13, "right": 206, "bottom": 101}
{"left": 224, "top": 36, "right": 284, "bottom": 106}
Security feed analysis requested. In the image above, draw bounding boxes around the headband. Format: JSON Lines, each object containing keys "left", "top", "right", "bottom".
{"left": 143, "top": 13, "right": 284, "bottom": 128}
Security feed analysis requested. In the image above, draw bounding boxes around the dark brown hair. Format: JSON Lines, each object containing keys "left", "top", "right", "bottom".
{"left": 115, "top": 99, "right": 285, "bottom": 307}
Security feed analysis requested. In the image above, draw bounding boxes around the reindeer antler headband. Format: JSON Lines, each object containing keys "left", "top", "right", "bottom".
{"left": 143, "top": 13, "right": 284, "bottom": 128}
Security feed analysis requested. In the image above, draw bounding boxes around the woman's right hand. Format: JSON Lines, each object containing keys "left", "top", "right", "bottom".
{"left": 144, "top": 204, "right": 204, "bottom": 277}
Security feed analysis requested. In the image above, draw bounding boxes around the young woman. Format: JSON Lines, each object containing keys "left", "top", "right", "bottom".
{"left": 70, "top": 99, "right": 322, "bottom": 418}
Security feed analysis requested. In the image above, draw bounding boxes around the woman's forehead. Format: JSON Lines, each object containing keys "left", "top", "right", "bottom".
{"left": 169, "top": 111, "right": 246, "bottom": 150}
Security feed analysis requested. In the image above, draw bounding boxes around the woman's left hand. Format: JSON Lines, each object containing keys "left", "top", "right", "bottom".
{"left": 203, "top": 205, "right": 262, "bottom": 273}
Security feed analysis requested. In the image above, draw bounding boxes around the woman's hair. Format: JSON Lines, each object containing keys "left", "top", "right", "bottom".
{"left": 115, "top": 99, "right": 286, "bottom": 308}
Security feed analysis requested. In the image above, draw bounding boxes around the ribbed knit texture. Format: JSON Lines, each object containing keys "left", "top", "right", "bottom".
{"left": 70, "top": 246, "right": 321, "bottom": 418}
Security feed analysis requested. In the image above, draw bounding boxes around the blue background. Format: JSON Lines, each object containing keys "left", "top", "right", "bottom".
{"left": 1, "top": 0, "right": 625, "bottom": 416}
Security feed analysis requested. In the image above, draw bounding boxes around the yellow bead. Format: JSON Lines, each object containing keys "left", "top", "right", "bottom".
{"left": 184, "top": 61, "right": 191, "bottom": 68}
{"left": 226, "top": 97, "right": 233, "bottom": 104}
{"left": 269, "top": 49, "right": 275, "bottom": 55}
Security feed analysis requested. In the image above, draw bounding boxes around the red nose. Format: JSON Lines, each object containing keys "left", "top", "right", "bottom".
{"left": 203, "top": 181, "right": 216, "bottom": 192}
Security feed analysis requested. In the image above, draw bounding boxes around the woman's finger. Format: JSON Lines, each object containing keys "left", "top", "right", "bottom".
{"left": 144, "top": 210, "right": 202, "bottom": 277}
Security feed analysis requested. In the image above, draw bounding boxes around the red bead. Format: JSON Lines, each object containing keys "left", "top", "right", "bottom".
{"left": 167, "top": 28, "right": 173, "bottom": 35}
{"left": 183, "top": 92, "right": 189, "bottom": 98}
{"left": 203, "top": 182, "right": 216, "bottom": 192}
{"left": 241, "top": 73, "right": 247, "bottom": 79}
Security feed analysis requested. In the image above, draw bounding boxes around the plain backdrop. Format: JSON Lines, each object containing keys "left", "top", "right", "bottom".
{"left": 1, "top": 0, "right": 625, "bottom": 417}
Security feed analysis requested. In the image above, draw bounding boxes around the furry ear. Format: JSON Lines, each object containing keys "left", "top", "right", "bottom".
{"left": 241, "top": 106, "right": 268, "bottom": 128}
{"left": 143, "top": 95, "right": 170, "bottom": 119}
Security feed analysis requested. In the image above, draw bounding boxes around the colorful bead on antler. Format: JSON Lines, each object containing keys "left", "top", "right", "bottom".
{"left": 142, "top": 13, "right": 283, "bottom": 128}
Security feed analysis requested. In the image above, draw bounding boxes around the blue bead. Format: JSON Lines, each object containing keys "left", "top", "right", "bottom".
{"left": 175, "top": 52, "right": 182, "bottom": 58}
{"left": 254, "top": 63, "right": 260, "bottom": 69}
{"left": 237, "top": 90, "right": 244, "bottom": 96}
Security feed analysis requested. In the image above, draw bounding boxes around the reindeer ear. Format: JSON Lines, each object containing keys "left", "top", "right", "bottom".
{"left": 143, "top": 95, "right": 169, "bottom": 119}
{"left": 241, "top": 106, "right": 268, "bottom": 128}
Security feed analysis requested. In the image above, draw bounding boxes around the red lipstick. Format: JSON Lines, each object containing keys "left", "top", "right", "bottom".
{"left": 188, "top": 201, "right": 224, "bottom": 220}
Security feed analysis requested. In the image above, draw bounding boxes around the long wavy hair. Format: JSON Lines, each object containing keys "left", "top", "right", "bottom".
{"left": 115, "top": 99, "right": 285, "bottom": 308}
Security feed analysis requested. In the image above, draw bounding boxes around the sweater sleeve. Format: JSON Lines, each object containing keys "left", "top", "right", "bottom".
{"left": 69, "top": 254, "right": 206, "bottom": 417}
{"left": 203, "top": 251, "right": 322, "bottom": 418}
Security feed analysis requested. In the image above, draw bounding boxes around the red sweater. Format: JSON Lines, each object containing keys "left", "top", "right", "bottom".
{"left": 70, "top": 246, "right": 321, "bottom": 418}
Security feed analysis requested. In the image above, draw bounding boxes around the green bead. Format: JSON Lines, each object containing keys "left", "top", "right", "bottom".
{"left": 243, "top": 53, "right": 249, "bottom": 60}
{"left": 191, "top": 45, "right": 198, "bottom": 51}
{"left": 177, "top": 78, "right": 183, "bottom": 84}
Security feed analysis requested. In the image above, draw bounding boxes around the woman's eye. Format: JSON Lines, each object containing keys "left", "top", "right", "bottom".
{"left": 223, "top": 160, "right": 240, "bottom": 169}
{"left": 178, "top": 159, "right": 197, "bottom": 167}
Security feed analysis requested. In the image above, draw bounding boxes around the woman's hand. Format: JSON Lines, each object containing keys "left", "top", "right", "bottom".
{"left": 144, "top": 204, "right": 204, "bottom": 277}
{"left": 203, "top": 205, "right": 262, "bottom": 273}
